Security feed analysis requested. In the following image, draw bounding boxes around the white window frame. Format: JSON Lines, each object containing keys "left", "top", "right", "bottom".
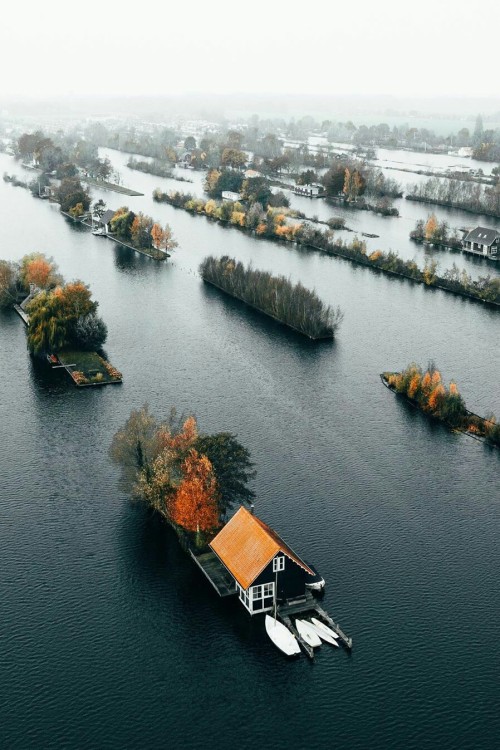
{"left": 263, "top": 582, "right": 274, "bottom": 597}
{"left": 252, "top": 585, "right": 263, "bottom": 600}
{"left": 273, "top": 555, "right": 285, "bottom": 572}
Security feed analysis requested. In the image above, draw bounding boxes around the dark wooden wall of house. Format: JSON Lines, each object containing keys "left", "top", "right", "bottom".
{"left": 254, "top": 553, "right": 312, "bottom": 601}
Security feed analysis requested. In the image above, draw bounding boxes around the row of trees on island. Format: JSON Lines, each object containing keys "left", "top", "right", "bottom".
{"left": 27, "top": 280, "right": 108, "bottom": 355}
{"left": 410, "top": 214, "right": 463, "bottom": 250}
{"left": 406, "top": 176, "right": 500, "bottom": 218}
{"left": 0, "top": 252, "right": 61, "bottom": 308}
{"left": 107, "top": 206, "right": 178, "bottom": 259}
{"left": 0, "top": 252, "right": 122, "bottom": 385}
{"left": 110, "top": 406, "right": 255, "bottom": 548}
{"left": 3, "top": 171, "right": 92, "bottom": 217}
{"left": 15, "top": 130, "right": 115, "bottom": 182}
{"left": 200, "top": 255, "right": 343, "bottom": 339}
{"left": 204, "top": 169, "right": 290, "bottom": 210}
{"left": 125, "top": 157, "right": 192, "bottom": 184}
{"left": 154, "top": 189, "right": 500, "bottom": 305}
{"left": 383, "top": 363, "right": 500, "bottom": 447}
{"left": 0, "top": 252, "right": 108, "bottom": 354}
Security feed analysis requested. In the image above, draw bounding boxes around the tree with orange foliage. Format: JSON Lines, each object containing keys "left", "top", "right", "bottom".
{"left": 150, "top": 221, "right": 178, "bottom": 259}
{"left": 343, "top": 168, "right": 351, "bottom": 198}
{"left": 156, "top": 416, "right": 198, "bottom": 471}
{"left": 19, "top": 252, "right": 61, "bottom": 291}
{"left": 424, "top": 214, "right": 438, "bottom": 241}
{"left": 130, "top": 212, "right": 154, "bottom": 249}
{"left": 428, "top": 383, "right": 446, "bottom": 413}
{"left": 170, "top": 450, "right": 221, "bottom": 535}
{"left": 408, "top": 373, "right": 422, "bottom": 400}
{"left": 150, "top": 223, "right": 164, "bottom": 258}
{"left": 111, "top": 408, "right": 257, "bottom": 531}
{"left": 421, "top": 370, "right": 432, "bottom": 394}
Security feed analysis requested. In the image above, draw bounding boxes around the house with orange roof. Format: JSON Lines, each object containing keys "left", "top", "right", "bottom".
{"left": 209, "top": 507, "right": 316, "bottom": 615}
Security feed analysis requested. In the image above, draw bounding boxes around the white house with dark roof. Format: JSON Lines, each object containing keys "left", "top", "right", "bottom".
{"left": 293, "top": 183, "right": 325, "bottom": 198}
{"left": 462, "top": 227, "right": 499, "bottom": 260}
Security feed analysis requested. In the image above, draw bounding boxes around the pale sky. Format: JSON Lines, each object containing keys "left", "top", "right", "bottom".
{"left": 1, "top": 0, "right": 499, "bottom": 100}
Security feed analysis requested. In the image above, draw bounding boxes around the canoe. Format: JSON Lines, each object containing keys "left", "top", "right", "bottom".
{"left": 309, "top": 617, "right": 340, "bottom": 647}
{"left": 295, "top": 619, "right": 322, "bottom": 648}
{"left": 265, "top": 615, "right": 301, "bottom": 656}
{"left": 311, "top": 617, "right": 339, "bottom": 639}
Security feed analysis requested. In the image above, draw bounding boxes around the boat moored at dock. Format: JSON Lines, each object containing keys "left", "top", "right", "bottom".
{"left": 295, "top": 619, "right": 322, "bottom": 648}
{"left": 265, "top": 615, "right": 301, "bottom": 656}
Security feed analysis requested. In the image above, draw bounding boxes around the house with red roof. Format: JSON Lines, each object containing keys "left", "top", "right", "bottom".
{"left": 209, "top": 507, "right": 315, "bottom": 615}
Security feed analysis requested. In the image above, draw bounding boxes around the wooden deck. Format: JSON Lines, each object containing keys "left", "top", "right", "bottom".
{"left": 278, "top": 590, "right": 353, "bottom": 652}
{"left": 190, "top": 550, "right": 237, "bottom": 598}
{"left": 13, "top": 304, "right": 29, "bottom": 325}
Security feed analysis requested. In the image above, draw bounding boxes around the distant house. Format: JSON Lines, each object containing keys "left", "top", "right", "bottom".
{"left": 209, "top": 507, "right": 315, "bottom": 615}
{"left": 462, "top": 227, "right": 499, "bottom": 260}
{"left": 180, "top": 151, "right": 192, "bottom": 167}
{"left": 244, "top": 169, "right": 261, "bottom": 180}
{"left": 94, "top": 209, "right": 116, "bottom": 235}
{"left": 293, "top": 183, "right": 325, "bottom": 198}
{"left": 221, "top": 191, "right": 242, "bottom": 202}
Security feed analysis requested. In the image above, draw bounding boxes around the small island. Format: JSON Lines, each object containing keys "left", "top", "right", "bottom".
{"left": 0, "top": 252, "right": 122, "bottom": 387}
{"left": 409, "top": 214, "right": 463, "bottom": 251}
{"left": 110, "top": 406, "right": 255, "bottom": 550}
{"left": 382, "top": 363, "right": 500, "bottom": 447}
{"left": 199, "top": 255, "right": 343, "bottom": 340}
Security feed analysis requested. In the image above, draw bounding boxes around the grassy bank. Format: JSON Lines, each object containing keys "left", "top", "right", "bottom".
{"left": 58, "top": 350, "right": 122, "bottom": 386}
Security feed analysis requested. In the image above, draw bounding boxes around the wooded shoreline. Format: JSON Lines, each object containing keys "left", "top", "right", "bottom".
{"left": 158, "top": 192, "right": 500, "bottom": 308}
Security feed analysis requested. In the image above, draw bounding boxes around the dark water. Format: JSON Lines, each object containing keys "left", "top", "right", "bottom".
{"left": 1, "top": 153, "right": 499, "bottom": 750}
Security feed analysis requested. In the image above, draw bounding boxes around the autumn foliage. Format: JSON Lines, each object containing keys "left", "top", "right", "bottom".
{"left": 170, "top": 450, "right": 220, "bottom": 532}
{"left": 19, "top": 253, "right": 62, "bottom": 291}
{"left": 110, "top": 408, "right": 256, "bottom": 546}
{"left": 384, "top": 363, "right": 500, "bottom": 446}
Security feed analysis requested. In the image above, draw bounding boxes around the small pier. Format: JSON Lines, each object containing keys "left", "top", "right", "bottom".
{"left": 13, "top": 304, "right": 29, "bottom": 325}
{"left": 190, "top": 550, "right": 237, "bottom": 597}
{"left": 278, "top": 614, "right": 314, "bottom": 659}
{"left": 278, "top": 590, "right": 353, "bottom": 653}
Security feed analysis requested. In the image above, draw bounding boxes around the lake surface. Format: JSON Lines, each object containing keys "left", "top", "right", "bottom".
{"left": 1, "top": 152, "right": 499, "bottom": 750}
{"left": 104, "top": 146, "right": 500, "bottom": 280}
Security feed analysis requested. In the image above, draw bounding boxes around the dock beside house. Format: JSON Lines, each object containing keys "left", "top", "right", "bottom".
{"left": 190, "top": 506, "right": 352, "bottom": 656}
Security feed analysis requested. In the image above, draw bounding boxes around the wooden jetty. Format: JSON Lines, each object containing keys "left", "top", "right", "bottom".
{"left": 190, "top": 508, "right": 353, "bottom": 658}
{"left": 190, "top": 550, "right": 237, "bottom": 597}
{"left": 278, "top": 590, "right": 353, "bottom": 653}
{"left": 13, "top": 304, "right": 29, "bottom": 325}
{"left": 278, "top": 613, "right": 314, "bottom": 659}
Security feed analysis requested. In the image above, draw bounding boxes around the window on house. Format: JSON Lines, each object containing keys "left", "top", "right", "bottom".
{"left": 252, "top": 585, "right": 263, "bottom": 600}
{"left": 273, "top": 556, "right": 285, "bottom": 572}
{"left": 263, "top": 583, "right": 274, "bottom": 597}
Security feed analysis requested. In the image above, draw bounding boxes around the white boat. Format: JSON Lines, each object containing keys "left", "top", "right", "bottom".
{"left": 295, "top": 619, "right": 322, "bottom": 648}
{"left": 265, "top": 615, "right": 301, "bottom": 656}
{"left": 304, "top": 561, "right": 326, "bottom": 592}
{"left": 92, "top": 228, "right": 106, "bottom": 236}
{"left": 309, "top": 617, "right": 340, "bottom": 647}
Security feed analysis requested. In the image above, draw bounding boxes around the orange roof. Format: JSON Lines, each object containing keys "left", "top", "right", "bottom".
{"left": 210, "top": 507, "right": 314, "bottom": 589}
